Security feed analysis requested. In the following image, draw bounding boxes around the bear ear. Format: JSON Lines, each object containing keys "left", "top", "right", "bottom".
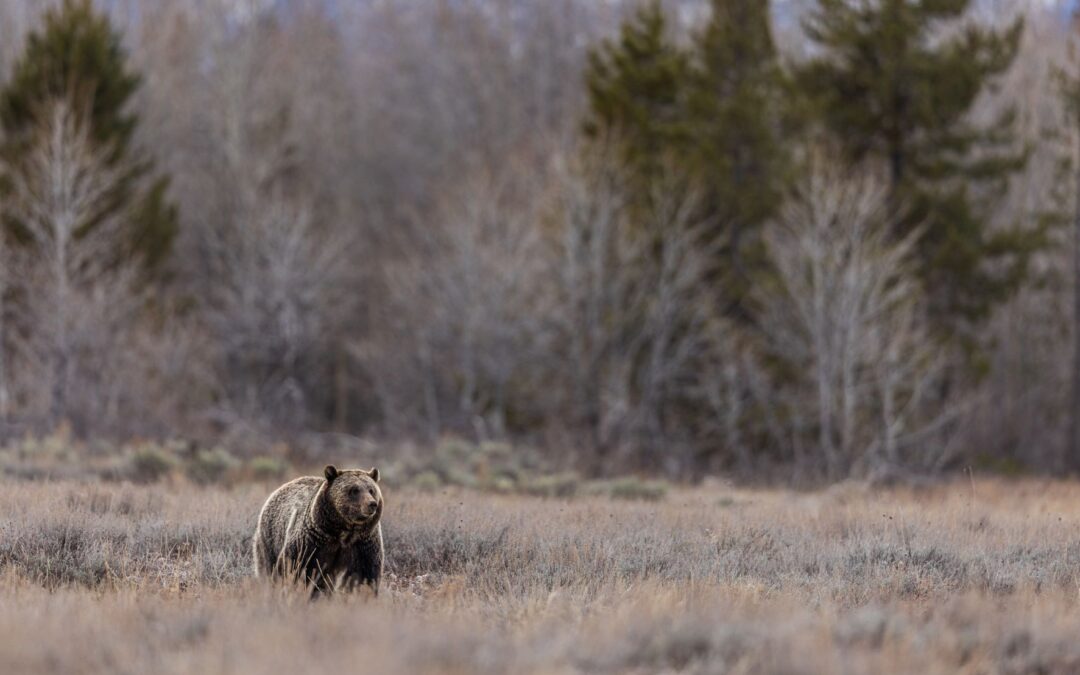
{"left": 324, "top": 465, "right": 339, "bottom": 482}
{"left": 368, "top": 467, "right": 380, "bottom": 483}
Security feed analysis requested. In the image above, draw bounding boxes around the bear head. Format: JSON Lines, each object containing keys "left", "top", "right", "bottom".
{"left": 324, "top": 465, "right": 383, "bottom": 527}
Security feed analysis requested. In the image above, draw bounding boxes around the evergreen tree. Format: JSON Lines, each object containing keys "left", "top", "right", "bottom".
{"left": 797, "top": 0, "right": 1039, "bottom": 342}
{"left": 585, "top": 0, "right": 789, "bottom": 312}
{"left": 1056, "top": 45, "right": 1080, "bottom": 473}
{"left": 584, "top": 1, "right": 690, "bottom": 200}
{"left": 686, "top": 0, "right": 790, "bottom": 310}
{"left": 689, "top": 0, "right": 787, "bottom": 232}
{"left": 0, "top": 0, "right": 177, "bottom": 270}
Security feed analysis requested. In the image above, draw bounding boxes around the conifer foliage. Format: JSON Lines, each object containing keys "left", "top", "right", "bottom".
{"left": 584, "top": 2, "right": 690, "bottom": 199}
{"left": 687, "top": 0, "right": 788, "bottom": 245}
{"left": 797, "top": 0, "right": 1038, "bottom": 340}
{"left": 584, "top": 0, "right": 789, "bottom": 310}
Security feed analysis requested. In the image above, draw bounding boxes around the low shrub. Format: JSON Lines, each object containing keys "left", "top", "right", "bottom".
{"left": 605, "top": 477, "right": 669, "bottom": 502}
{"left": 128, "top": 445, "right": 179, "bottom": 484}
{"left": 412, "top": 470, "right": 443, "bottom": 493}
{"left": 185, "top": 448, "right": 240, "bottom": 485}
{"left": 247, "top": 456, "right": 289, "bottom": 481}
{"left": 522, "top": 472, "right": 581, "bottom": 498}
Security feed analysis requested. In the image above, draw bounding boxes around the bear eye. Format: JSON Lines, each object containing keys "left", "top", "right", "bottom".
{"left": 348, "top": 486, "right": 360, "bottom": 497}
{"left": 369, "top": 488, "right": 376, "bottom": 498}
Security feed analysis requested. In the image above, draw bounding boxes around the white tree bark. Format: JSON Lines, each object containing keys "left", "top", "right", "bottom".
{"left": 755, "top": 152, "right": 946, "bottom": 476}
{"left": 5, "top": 99, "right": 143, "bottom": 432}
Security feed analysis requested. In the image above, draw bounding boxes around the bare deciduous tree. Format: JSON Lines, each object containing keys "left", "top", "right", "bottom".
{"left": 202, "top": 192, "right": 354, "bottom": 441}
{"left": 362, "top": 162, "right": 551, "bottom": 438}
{"left": 4, "top": 100, "right": 146, "bottom": 433}
{"left": 545, "top": 152, "right": 723, "bottom": 472}
{"left": 0, "top": 172, "right": 10, "bottom": 431}
{"left": 754, "top": 153, "right": 950, "bottom": 477}
{"left": 360, "top": 148, "right": 723, "bottom": 473}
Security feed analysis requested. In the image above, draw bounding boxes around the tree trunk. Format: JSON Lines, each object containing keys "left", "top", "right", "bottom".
{"left": 1069, "top": 125, "right": 1080, "bottom": 472}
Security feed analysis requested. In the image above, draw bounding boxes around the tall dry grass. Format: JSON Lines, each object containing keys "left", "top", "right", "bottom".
{"left": 3, "top": 477, "right": 1080, "bottom": 673}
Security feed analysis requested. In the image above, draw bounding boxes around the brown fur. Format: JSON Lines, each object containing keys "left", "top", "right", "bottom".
{"left": 253, "top": 465, "right": 384, "bottom": 597}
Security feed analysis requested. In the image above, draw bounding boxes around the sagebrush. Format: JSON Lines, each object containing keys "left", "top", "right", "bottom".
{"left": 3, "top": 477, "right": 1080, "bottom": 673}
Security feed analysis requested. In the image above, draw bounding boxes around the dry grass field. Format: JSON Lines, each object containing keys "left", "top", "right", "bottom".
{"left": 3, "top": 476, "right": 1080, "bottom": 674}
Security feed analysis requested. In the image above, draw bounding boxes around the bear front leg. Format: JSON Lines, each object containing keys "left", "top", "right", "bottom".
{"left": 341, "top": 540, "right": 382, "bottom": 596}
{"left": 339, "top": 571, "right": 378, "bottom": 595}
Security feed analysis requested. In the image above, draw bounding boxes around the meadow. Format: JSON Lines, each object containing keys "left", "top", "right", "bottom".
{"left": 1, "top": 474, "right": 1079, "bottom": 674}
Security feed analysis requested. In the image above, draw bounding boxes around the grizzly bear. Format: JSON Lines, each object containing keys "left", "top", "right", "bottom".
{"left": 253, "top": 465, "right": 384, "bottom": 596}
